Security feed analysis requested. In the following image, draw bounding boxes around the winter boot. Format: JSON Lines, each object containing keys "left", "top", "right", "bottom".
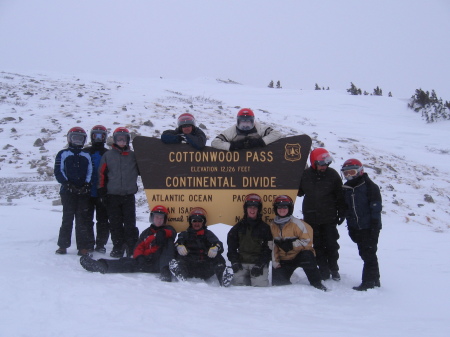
{"left": 110, "top": 245, "right": 125, "bottom": 258}
{"left": 352, "top": 280, "right": 381, "bottom": 291}
{"left": 55, "top": 247, "right": 67, "bottom": 255}
{"left": 221, "top": 267, "right": 233, "bottom": 287}
{"left": 77, "top": 249, "right": 92, "bottom": 256}
{"left": 169, "top": 259, "right": 187, "bottom": 282}
{"left": 311, "top": 282, "right": 328, "bottom": 292}
{"left": 160, "top": 266, "right": 172, "bottom": 282}
{"left": 94, "top": 245, "right": 106, "bottom": 254}
{"left": 80, "top": 255, "right": 108, "bottom": 274}
{"left": 331, "top": 270, "right": 341, "bottom": 281}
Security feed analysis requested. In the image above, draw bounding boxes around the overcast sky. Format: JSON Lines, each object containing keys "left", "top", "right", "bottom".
{"left": 1, "top": 0, "right": 449, "bottom": 98}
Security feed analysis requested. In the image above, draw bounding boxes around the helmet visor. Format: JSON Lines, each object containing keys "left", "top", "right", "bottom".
{"left": 315, "top": 153, "right": 333, "bottom": 166}
{"left": 237, "top": 116, "right": 254, "bottom": 131}
{"left": 70, "top": 134, "right": 85, "bottom": 146}
{"left": 92, "top": 131, "right": 106, "bottom": 143}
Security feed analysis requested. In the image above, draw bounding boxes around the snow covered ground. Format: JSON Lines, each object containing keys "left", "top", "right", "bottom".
{"left": 0, "top": 71, "right": 449, "bottom": 336}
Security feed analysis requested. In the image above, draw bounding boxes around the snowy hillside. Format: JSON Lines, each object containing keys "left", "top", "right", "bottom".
{"left": 0, "top": 70, "right": 449, "bottom": 337}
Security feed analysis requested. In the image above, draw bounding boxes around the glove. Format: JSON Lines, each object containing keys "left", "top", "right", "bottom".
{"left": 154, "top": 230, "right": 166, "bottom": 246}
{"left": 178, "top": 134, "right": 186, "bottom": 142}
{"left": 244, "top": 137, "right": 265, "bottom": 149}
{"left": 79, "top": 182, "right": 91, "bottom": 195}
{"left": 292, "top": 239, "right": 303, "bottom": 248}
{"left": 274, "top": 239, "right": 294, "bottom": 253}
{"left": 97, "top": 187, "right": 107, "bottom": 197}
{"left": 337, "top": 217, "right": 345, "bottom": 225}
{"left": 250, "top": 264, "right": 264, "bottom": 277}
{"left": 208, "top": 245, "right": 219, "bottom": 258}
{"left": 231, "top": 262, "right": 243, "bottom": 273}
{"left": 66, "top": 183, "right": 76, "bottom": 194}
{"left": 229, "top": 139, "right": 245, "bottom": 151}
{"left": 176, "top": 244, "right": 188, "bottom": 256}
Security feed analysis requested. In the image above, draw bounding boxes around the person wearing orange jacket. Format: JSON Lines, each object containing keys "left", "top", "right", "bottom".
{"left": 79, "top": 205, "right": 176, "bottom": 282}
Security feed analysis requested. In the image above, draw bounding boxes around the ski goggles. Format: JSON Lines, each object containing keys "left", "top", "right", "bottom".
{"left": 342, "top": 169, "right": 359, "bottom": 177}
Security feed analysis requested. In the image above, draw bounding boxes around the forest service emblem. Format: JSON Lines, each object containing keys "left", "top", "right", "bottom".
{"left": 284, "top": 143, "right": 301, "bottom": 162}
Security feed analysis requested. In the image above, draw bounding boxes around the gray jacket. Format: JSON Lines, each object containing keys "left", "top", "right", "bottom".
{"left": 98, "top": 145, "right": 139, "bottom": 195}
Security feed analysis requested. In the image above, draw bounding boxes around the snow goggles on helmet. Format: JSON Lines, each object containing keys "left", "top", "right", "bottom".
{"left": 341, "top": 165, "right": 362, "bottom": 177}
{"left": 115, "top": 135, "right": 128, "bottom": 143}
{"left": 276, "top": 205, "right": 289, "bottom": 209}
{"left": 190, "top": 215, "right": 204, "bottom": 223}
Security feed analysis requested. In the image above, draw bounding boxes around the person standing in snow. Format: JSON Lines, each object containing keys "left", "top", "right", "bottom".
{"left": 211, "top": 108, "right": 282, "bottom": 151}
{"left": 297, "top": 148, "right": 345, "bottom": 281}
{"left": 80, "top": 205, "right": 175, "bottom": 282}
{"left": 54, "top": 127, "right": 93, "bottom": 256}
{"left": 98, "top": 127, "right": 139, "bottom": 258}
{"left": 84, "top": 125, "right": 109, "bottom": 254}
{"left": 227, "top": 194, "right": 273, "bottom": 287}
{"left": 169, "top": 207, "right": 233, "bottom": 287}
{"left": 270, "top": 195, "right": 327, "bottom": 291}
{"left": 341, "top": 159, "right": 382, "bottom": 291}
{"left": 161, "top": 113, "right": 206, "bottom": 150}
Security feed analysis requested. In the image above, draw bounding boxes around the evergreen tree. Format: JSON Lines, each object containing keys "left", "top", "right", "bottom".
{"left": 347, "top": 82, "right": 361, "bottom": 95}
{"left": 276, "top": 81, "right": 282, "bottom": 89}
{"left": 373, "top": 86, "right": 383, "bottom": 96}
{"left": 388, "top": 92, "right": 392, "bottom": 97}
{"left": 315, "top": 83, "right": 321, "bottom": 90}
{"left": 268, "top": 80, "right": 274, "bottom": 88}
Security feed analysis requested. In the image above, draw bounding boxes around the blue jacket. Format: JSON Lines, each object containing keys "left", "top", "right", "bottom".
{"left": 54, "top": 146, "right": 92, "bottom": 194}
{"left": 342, "top": 173, "right": 382, "bottom": 230}
{"left": 84, "top": 144, "right": 108, "bottom": 197}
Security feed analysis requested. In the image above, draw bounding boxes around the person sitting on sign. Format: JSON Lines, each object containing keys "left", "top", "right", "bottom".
{"left": 211, "top": 108, "right": 282, "bottom": 151}
{"left": 169, "top": 207, "right": 233, "bottom": 287}
{"left": 227, "top": 194, "right": 273, "bottom": 287}
{"left": 79, "top": 205, "right": 176, "bottom": 282}
{"left": 161, "top": 113, "right": 206, "bottom": 150}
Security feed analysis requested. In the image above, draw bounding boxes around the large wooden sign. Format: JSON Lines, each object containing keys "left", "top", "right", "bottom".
{"left": 133, "top": 135, "right": 311, "bottom": 232}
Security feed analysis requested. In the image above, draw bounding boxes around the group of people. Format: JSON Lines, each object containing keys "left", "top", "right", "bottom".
{"left": 54, "top": 108, "right": 382, "bottom": 291}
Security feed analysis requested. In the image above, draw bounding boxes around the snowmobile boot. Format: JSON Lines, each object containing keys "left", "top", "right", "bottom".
{"left": 94, "top": 245, "right": 106, "bottom": 254}
{"left": 352, "top": 280, "right": 381, "bottom": 291}
{"left": 80, "top": 255, "right": 108, "bottom": 274}
{"left": 169, "top": 259, "right": 187, "bottom": 282}
{"left": 311, "top": 282, "right": 328, "bottom": 292}
{"left": 110, "top": 245, "right": 125, "bottom": 258}
{"left": 331, "top": 270, "right": 341, "bottom": 281}
{"left": 160, "top": 266, "right": 172, "bottom": 282}
{"left": 77, "top": 249, "right": 92, "bottom": 256}
{"left": 55, "top": 247, "right": 67, "bottom": 255}
{"left": 221, "top": 266, "right": 233, "bottom": 287}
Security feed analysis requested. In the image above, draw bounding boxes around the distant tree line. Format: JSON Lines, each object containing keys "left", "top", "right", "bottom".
{"left": 408, "top": 89, "right": 450, "bottom": 123}
{"left": 347, "top": 82, "right": 392, "bottom": 97}
{"left": 315, "top": 83, "right": 330, "bottom": 90}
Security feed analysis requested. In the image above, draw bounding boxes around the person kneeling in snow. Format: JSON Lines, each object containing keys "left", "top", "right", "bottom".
{"left": 169, "top": 207, "right": 233, "bottom": 287}
{"left": 80, "top": 205, "right": 175, "bottom": 282}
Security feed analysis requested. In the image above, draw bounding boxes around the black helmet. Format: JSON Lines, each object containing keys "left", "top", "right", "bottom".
{"left": 90, "top": 125, "right": 107, "bottom": 144}
{"left": 273, "top": 195, "right": 294, "bottom": 217}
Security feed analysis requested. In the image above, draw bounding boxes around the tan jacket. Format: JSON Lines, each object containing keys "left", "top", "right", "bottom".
{"left": 269, "top": 216, "right": 314, "bottom": 263}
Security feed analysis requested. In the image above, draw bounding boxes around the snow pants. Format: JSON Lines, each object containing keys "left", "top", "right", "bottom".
{"left": 101, "top": 240, "right": 175, "bottom": 273}
{"left": 310, "top": 222, "right": 340, "bottom": 274}
{"left": 232, "top": 263, "right": 270, "bottom": 287}
{"left": 87, "top": 196, "right": 109, "bottom": 248}
{"left": 348, "top": 228, "right": 380, "bottom": 283}
{"left": 272, "top": 250, "right": 322, "bottom": 286}
{"left": 176, "top": 254, "right": 226, "bottom": 282}
{"left": 57, "top": 193, "right": 92, "bottom": 250}
{"left": 106, "top": 194, "right": 138, "bottom": 251}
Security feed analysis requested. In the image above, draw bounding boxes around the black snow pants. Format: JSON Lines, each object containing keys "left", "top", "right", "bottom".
{"left": 272, "top": 250, "right": 322, "bottom": 286}
{"left": 106, "top": 194, "right": 138, "bottom": 251}
{"left": 348, "top": 228, "right": 380, "bottom": 283}
{"left": 87, "top": 196, "right": 109, "bottom": 248}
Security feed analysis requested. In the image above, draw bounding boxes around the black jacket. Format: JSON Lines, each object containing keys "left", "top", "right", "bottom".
{"left": 298, "top": 167, "right": 345, "bottom": 225}
{"left": 161, "top": 127, "right": 206, "bottom": 150}
{"left": 227, "top": 217, "right": 272, "bottom": 266}
{"left": 176, "top": 227, "right": 223, "bottom": 262}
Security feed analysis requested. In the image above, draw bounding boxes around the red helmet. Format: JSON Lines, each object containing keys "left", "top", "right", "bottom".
{"left": 188, "top": 207, "right": 207, "bottom": 227}
{"left": 309, "top": 148, "right": 333, "bottom": 170}
{"left": 113, "top": 127, "right": 130, "bottom": 145}
{"left": 243, "top": 193, "right": 262, "bottom": 213}
{"left": 67, "top": 127, "right": 87, "bottom": 148}
{"left": 90, "top": 125, "right": 107, "bottom": 144}
{"left": 341, "top": 158, "right": 364, "bottom": 180}
{"left": 236, "top": 108, "right": 255, "bottom": 131}
{"left": 150, "top": 205, "right": 169, "bottom": 223}
{"left": 273, "top": 195, "right": 294, "bottom": 217}
{"left": 177, "top": 113, "right": 196, "bottom": 128}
